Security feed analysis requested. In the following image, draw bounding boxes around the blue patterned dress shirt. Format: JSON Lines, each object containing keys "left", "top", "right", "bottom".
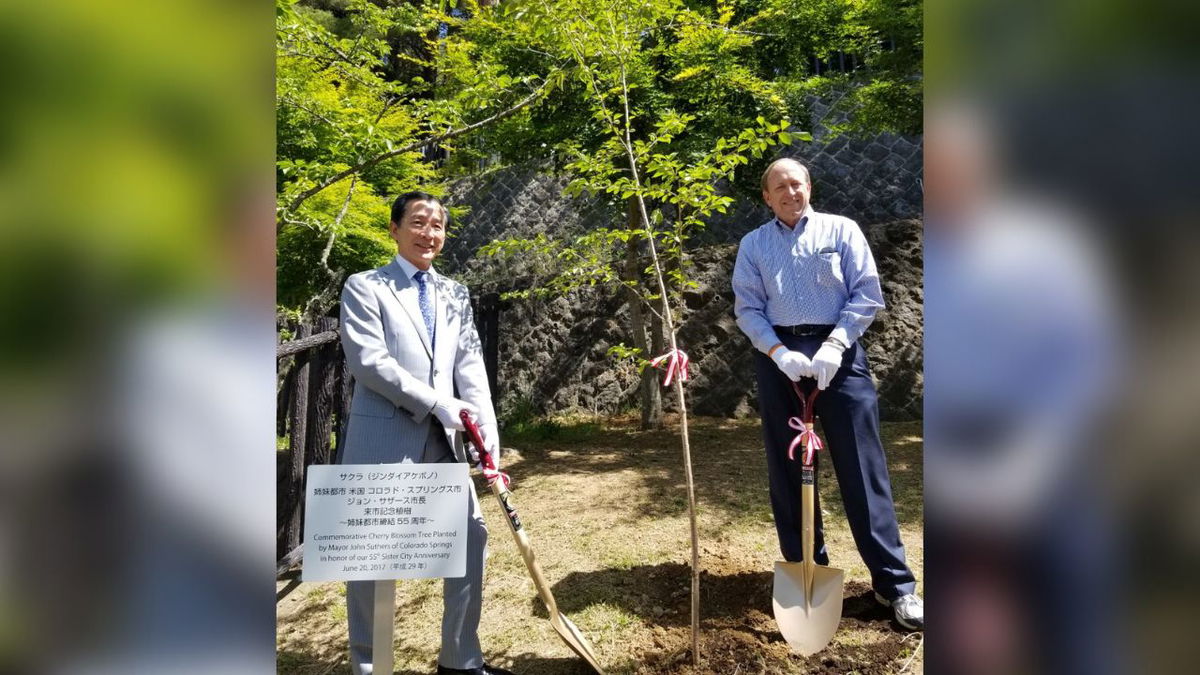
{"left": 732, "top": 207, "right": 885, "bottom": 354}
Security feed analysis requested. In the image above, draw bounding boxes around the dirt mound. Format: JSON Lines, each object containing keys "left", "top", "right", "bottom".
{"left": 627, "top": 562, "right": 913, "bottom": 674}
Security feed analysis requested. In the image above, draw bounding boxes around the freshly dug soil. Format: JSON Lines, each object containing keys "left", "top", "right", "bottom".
{"left": 628, "top": 561, "right": 911, "bottom": 674}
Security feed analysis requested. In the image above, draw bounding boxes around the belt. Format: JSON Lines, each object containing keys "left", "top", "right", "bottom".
{"left": 773, "top": 324, "right": 834, "bottom": 337}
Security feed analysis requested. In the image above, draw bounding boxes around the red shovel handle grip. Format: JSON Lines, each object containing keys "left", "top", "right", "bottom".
{"left": 459, "top": 410, "right": 497, "bottom": 471}
{"left": 789, "top": 380, "right": 820, "bottom": 423}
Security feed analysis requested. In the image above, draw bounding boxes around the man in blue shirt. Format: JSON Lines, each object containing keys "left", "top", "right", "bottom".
{"left": 732, "top": 158, "right": 923, "bottom": 630}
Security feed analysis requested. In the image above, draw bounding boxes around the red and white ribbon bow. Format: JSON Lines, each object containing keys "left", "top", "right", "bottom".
{"left": 481, "top": 464, "right": 511, "bottom": 489}
{"left": 478, "top": 451, "right": 511, "bottom": 489}
{"left": 787, "top": 416, "right": 824, "bottom": 466}
{"left": 649, "top": 349, "right": 690, "bottom": 386}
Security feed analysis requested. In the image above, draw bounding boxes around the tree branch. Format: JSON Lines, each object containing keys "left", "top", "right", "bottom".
{"left": 279, "top": 95, "right": 341, "bottom": 128}
{"left": 282, "top": 74, "right": 558, "bottom": 219}
{"left": 304, "top": 175, "right": 357, "bottom": 320}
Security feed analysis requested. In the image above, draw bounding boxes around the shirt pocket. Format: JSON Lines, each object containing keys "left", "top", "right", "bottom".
{"left": 816, "top": 248, "right": 845, "bottom": 288}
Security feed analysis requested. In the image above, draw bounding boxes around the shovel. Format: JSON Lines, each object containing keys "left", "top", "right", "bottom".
{"left": 460, "top": 411, "right": 606, "bottom": 674}
{"left": 772, "top": 381, "right": 844, "bottom": 655}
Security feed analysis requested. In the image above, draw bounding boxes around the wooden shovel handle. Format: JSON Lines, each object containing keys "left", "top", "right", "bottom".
{"left": 460, "top": 410, "right": 561, "bottom": 617}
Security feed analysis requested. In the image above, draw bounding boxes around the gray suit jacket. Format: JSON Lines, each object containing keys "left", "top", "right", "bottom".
{"left": 339, "top": 259, "right": 495, "bottom": 465}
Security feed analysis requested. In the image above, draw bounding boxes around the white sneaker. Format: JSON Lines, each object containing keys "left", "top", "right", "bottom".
{"left": 876, "top": 592, "right": 923, "bottom": 630}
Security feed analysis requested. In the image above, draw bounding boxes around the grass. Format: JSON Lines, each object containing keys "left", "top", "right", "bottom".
{"left": 501, "top": 397, "right": 603, "bottom": 444}
{"left": 277, "top": 414, "right": 923, "bottom": 674}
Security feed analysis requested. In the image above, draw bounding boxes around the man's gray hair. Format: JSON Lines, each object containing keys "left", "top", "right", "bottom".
{"left": 760, "top": 158, "right": 811, "bottom": 192}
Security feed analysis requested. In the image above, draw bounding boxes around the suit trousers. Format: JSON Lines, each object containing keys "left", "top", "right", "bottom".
{"left": 345, "top": 425, "right": 489, "bottom": 674}
{"left": 753, "top": 333, "right": 916, "bottom": 600}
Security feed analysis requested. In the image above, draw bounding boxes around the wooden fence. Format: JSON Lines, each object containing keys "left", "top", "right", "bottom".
{"left": 276, "top": 317, "right": 347, "bottom": 570}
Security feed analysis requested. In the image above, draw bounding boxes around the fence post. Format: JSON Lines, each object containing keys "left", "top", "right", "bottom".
{"left": 305, "top": 316, "right": 340, "bottom": 468}
{"left": 283, "top": 322, "right": 312, "bottom": 558}
{"left": 277, "top": 366, "right": 293, "bottom": 439}
{"left": 277, "top": 318, "right": 298, "bottom": 439}
{"left": 333, "top": 358, "right": 352, "bottom": 466}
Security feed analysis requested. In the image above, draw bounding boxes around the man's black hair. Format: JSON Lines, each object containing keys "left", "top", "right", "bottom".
{"left": 390, "top": 191, "right": 449, "bottom": 226}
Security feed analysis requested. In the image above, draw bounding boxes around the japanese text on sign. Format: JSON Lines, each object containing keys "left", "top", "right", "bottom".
{"left": 302, "top": 463, "right": 469, "bottom": 582}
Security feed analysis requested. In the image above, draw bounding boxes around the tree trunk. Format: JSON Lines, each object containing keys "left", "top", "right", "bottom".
{"left": 624, "top": 198, "right": 661, "bottom": 429}
{"left": 618, "top": 95, "right": 700, "bottom": 668}
{"left": 649, "top": 302, "right": 665, "bottom": 406}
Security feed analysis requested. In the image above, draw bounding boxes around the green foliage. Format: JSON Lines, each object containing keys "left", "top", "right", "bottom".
{"left": 276, "top": 0, "right": 563, "bottom": 314}
{"left": 751, "top": 0, "right": 923, "bottom": 136}
{"left": 276, "top": 0, "right": 922, "bottom": 315}
{"left": 607, "top": 342, "right": 649, "bottom": 371}
{"left": 277, "top": 0, "right": 430, "bottom": 200}
{"left": 478, "top": 0, "right": 788, "bottom": 287}
{"left": 829, "top": 77, "right": 922, "bottom": 136}
{"left": 466, "top": 0, "right": 911, "bottom": 397}
{"left": 277, "top": 306, "right": 304, "bottom": 338}
{"left": 276, "top": 177, "right": 394, "bottom": 309}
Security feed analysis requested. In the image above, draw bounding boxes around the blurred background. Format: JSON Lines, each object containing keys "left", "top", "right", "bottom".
{"left": 0, "top": 0, "right": 274, "bottom": 673}
{"left": 925, "top": 0, "right": 1200, "bottom": 673}
{"left": 0, "top": 0, "right": 1197, "bottom": 673}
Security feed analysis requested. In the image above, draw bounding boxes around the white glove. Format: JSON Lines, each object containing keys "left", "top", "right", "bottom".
{"left": 770, "top": 347, "right": 813, "bottom": 381}
{"left": 478, "top": 423, "right": 500, "bottom": 468}
{"left": 431, "top": 396, "right": 478, "bottom": 432}
{"left": 811, "top": 341, "right": 846, "bottom": 390}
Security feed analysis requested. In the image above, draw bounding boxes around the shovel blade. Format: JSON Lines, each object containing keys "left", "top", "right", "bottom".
{"left": 549, "top": 611, "right": 606, "bottom": 674}
{"left": 773, "top": 561, "right": 844, "bottom": 655}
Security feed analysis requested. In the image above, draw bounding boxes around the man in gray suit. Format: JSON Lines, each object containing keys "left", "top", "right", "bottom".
{"left": 339, "top": 191, "right": 514, "bottom": 675}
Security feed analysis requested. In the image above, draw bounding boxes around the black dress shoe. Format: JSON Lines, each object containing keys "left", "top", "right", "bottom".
{"left": 436, "top": 663, "right": 516, "bottom": 675}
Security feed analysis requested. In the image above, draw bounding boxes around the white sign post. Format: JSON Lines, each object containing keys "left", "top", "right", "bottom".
{"left": 303, "top": 463, "right": 470, "bottom": 675}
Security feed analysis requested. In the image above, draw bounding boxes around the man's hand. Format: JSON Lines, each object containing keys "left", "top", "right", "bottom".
{"left": 432, "top": 396, "right": 479, "bottom": 432}
{"left": 770, "top": 347, "right": 813, "bottom": 382}
{"left": 478, "top": 423, "right": 501, "bottom": 468}
{"left": 811, "top": 340, "right": 847, "bottom": 390}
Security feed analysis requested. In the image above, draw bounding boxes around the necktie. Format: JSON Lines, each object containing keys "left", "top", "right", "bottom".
{"left": 414, "top": 270, "right": 435, "bottom": 346}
